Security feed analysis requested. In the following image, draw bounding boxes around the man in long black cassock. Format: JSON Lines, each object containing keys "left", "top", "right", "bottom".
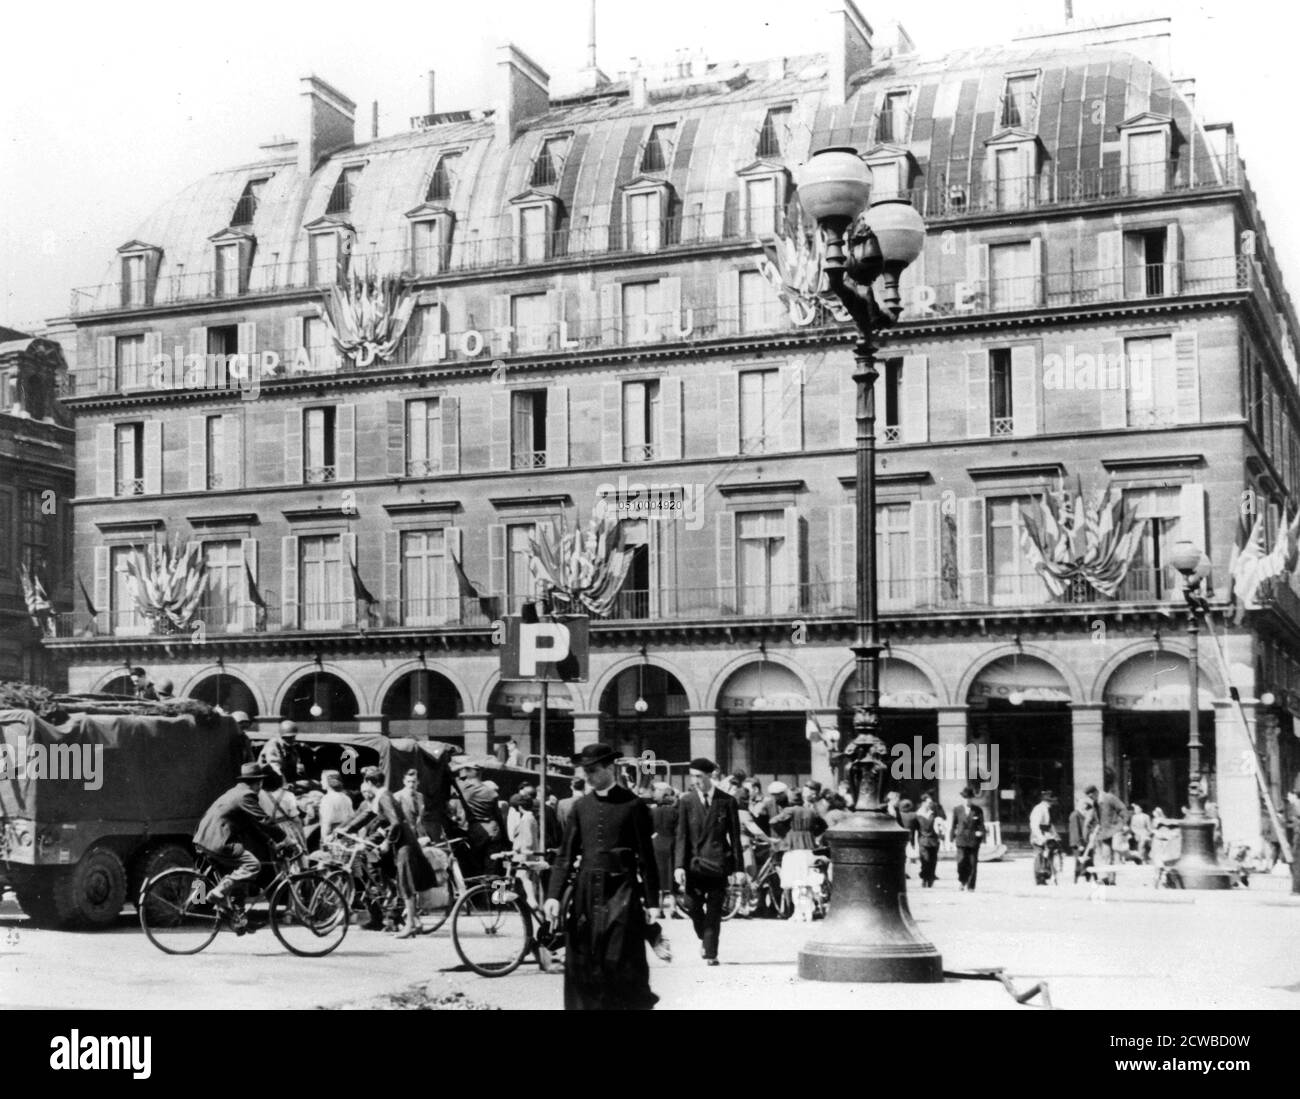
{"left": 544, "top": 742, "right": 660, "bottom": 1010}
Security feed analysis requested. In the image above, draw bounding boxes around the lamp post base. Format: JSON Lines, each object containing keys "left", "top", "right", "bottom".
{"left": 1169, "top": 816, "right": 1233, "bottom": 890}
{"left": 798, "top": 809, "right": 943, "bottom": 983}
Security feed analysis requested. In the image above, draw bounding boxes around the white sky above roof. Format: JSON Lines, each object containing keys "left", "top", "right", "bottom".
{"left": 0, "top": 0, "right": 1293, "bottom": 330}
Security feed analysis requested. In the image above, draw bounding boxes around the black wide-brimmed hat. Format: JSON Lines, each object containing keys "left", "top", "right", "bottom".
{"left": 239, "top": 762, "right": 271, "bottom": 782}
{"left": 576, "top": 743, "right": 618, "bottom": 768}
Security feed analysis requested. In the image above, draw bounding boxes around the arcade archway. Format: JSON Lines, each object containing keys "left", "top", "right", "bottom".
{"left": 598, "top": 665, "right": 690, "bottom": 766}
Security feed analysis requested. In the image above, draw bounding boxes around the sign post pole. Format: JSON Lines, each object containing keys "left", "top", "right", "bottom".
{"left": 539, "top": 679, "right": 548, "bottom": 856}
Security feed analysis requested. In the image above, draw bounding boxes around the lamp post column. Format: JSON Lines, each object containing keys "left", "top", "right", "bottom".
{"left": 852, "top": 336, "right": 881, "bottom": 749}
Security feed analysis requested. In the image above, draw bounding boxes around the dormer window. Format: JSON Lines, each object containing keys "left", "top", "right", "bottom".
{"left": 621, "top": 178, "right": 673, "bottom": 252}
{"left": 983, "top": 130, "right": 1043, "bottom": 211}
{"left": 864, "top": 149, "right": 914, "bottom": 201}
{"left": 1119, "top": 114, "right": 1176, "bottom": 196}
{"left": 509, "top": 192, "right": 560, "bottom": 263}
{"left": 1000, "top": 74, "right": 1038, "bottom": 130}
{"left": 231, "top": 177, "right": 269, "bottom": 227}
{"left": 426, "top": 152, "right": 461, "bottom": 203}
{"left": 530, "top": 135, "right": 571, "bottom": 188}
{"left": 326, "top": 165, "right": 363, "bottom": 215}
{"left": 875, "top": 91, "right": 913, "bottom": 145}
{"left": 736, "top": 161, "right": 790, "bottom": 238}
{"left": 209, "top": 228, "right": 255, "bottom": 297}
{"left": 304, "top": 218, "right": 354, "bottom": 286}
{"left": 756, "top": 106, "right": 791, "bottom": 159}
{"left": 405, "top": 204, "right": 455, "bottom": 275}
{"left": 116, "top": 242, "right": 162, "bottom": 309}
{"left": 640, "top": 124, "right": 677, "bottom": 173}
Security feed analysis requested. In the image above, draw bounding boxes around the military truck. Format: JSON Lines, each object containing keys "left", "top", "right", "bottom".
{"left": 0, "top": 705, "right": 243, "bottom": 927}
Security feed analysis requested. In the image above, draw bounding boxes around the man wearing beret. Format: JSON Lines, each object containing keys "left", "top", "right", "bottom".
{"left": 544, "top": 742, "right": 661, "bottom": 1010}
{"left": 674, "top": 757, "right": 744, "bottom": 965}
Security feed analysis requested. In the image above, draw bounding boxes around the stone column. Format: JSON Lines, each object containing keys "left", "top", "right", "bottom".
{"left": 1071, "top": 704, "right": 1105, "bottom": 797}
{"left": 572, "top": 712, "right": 602, "bottom": 753}
{"left": 1214, "top": 700, "right": 1260, "bottom": 850}
{"left": 462, "top": 713, "right": 490, "bottom": 758}
{"left": 935, "top": 707, "right": 967, "bottom": 814}
{"left": 688, "top": 712, "right": 720, "bottom": 770}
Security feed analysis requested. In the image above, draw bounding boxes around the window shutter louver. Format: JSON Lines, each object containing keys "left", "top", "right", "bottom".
{"left": 490, "top": 295, "right": 511, "bottom": 355}
{"left": 143, "top": 420, "right": 162, "bottom": 494}
{"left": 783, "top": 506, "right": 803, "bottom": 612}
{"left": 1097, "top": 230, "right": 1122, "bottom": 299}
{"left": 1029, "top": 237, "right": 1045, "bottom": 306}
{"left": 1100, "top": 338, "right": 1127, "bottom": 429}
{"left": 96, "top": 337, "right": 115, "bottom": 393}
{"left": 281, "top": 535, "right": 299, "bottom": 629}
{"left": 383, "top": 530, "right": 401, "bottom": 623}
{"left": 284, "top": 410, "right": 302, "bottom": 483}
{"left": 1173, "top": 332, "right": 1200, "bottom": 424}
{"left": 387, "top": 399, "right": 406, "bottom": 476}
{"left": 831, "top": 503, "right": 856, "bottom": 607}
{"left": 601, "top": 382, "right": 622, "bottom": 464}
{"left": 661, "top": 277, "right": 683, "bottom": 336}
{"left": 443, "top": 528, "right": 463, "bottom": 624}
{"left": 489, "top": 389, "right": 511, "bottom": 470}
{"left": 239, "top": 538, "right": 258, "bottom": 631}
{"left": 716, "top": 512, "right": 736, "bottom": 605}
{"left": 1179, "top": 484, "right": 1207, "bottom": 552}
{"left": 901, "top": 354, "right": 929, "bottom": 443}
{"left": 284, "top": 316, "right": 305, "bottom": 372}
{"left": 225, "top": 413, "right": 243, "bottom": 489}
{"left": 717, "top": 372, "right": 740, "bottom": 456}
{"left": 93, "top": 546, "right": 110, "bottom": 623}
{"left": 546, "top": 385, "right": 569, "bottom": 468}
{"left": 1166, "top": 222, "right": 1183, "bottom": 295}
{"left": 141, "top": 332, "right": 163, "bottom": 390}
{"left": 599, "top": 284, "right": 621, "bottom": 345}
{"left": 911, "top": 499, "right": 940, "bottom": 607}
{"left": 780, "top": 363, "right": 803, "bottom": 452}
{"left": 488, "top": 524, "right": 506, "bottom": 597}
{"left": 1011, "top": 344, "right": 1039, "bottom": 436}
{"left": 336, "top": 404, "right": 356, "bottom": 481}
{"left": 237, "top": 322, "right": 257, "bottom": 358}
{"left": 188, "top": 416, "right": 206, "bottom": 490}
{"left": 966, "top": 243, "right": 989, "bottom": 294}
{"left": 441, "top": 396, "right": 460, "bottom": 474}
{"left": 95, "top": 424, "right": 115, "bottom": 497}
{"left": 715, "top": 270, "right": 740, "bottom": 335}
{"left": 340, "top": 532, "right": 358, "bottom": 627}
{"left": 660, "top": 376, "right": 683, "bottom": 460}
{"left": 957, "top": 496, "right": 988, "bottom": 604}
{"left": 547, "top": 289, "right": 566, "bottom": 351}
{"left": 188, "top": 327, "right": 207, "bottom": 362}
{"left": 966, "top": 350, "right": 991, "bottom": 438}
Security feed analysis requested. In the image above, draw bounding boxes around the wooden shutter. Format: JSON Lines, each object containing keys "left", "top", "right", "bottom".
{"left": 383, "top": 530, "right": 402, "bottom": 621}
{"left": 547, "top": 288, "right": 567, "bottom": 349}
{"left": 387, "top": 399, "right": 406, "bottom": 476}
{"left": 661, "top": 277, "right": 683, "bottom": 337}
{"left": 96, "top": 337, "right": 115, "bottom": 393}
{"left": 1173, "top": 332, "right": 1200, "bottom": 424}
{"left": 281, "top": 535, "right": 299, "bottom": 629}
{"left": 966, "top": 241, "right": 988, "bottom": 301}
{"left": 441, "top": 396, "right": 460, "bottom": 474}
{"left": 284, "top": 410, "right": 302, "bottom": 483}
{"left": 340, "top": 532, "right": 357, "bottom": 627}
{"left": 599, "top": 283, "right": 622, "bottom": 345}
{"left": 443, "top": 527, "right": 463, "bottom": 624}
{"left": 95, "top": 424, "right": 115, "bottom": 497}
{"left": 1166, "top": 222, "right": 1183, "bottom": 295}
{"left": 829, "top": 503, "right": 856, "bottom": 604}
{"left": 143, "top": 420, "right": 162, "bottom": 494}
{"left": 716, "top": 511, "right": 736, "bottom": 600}
{"left": 715, "top": 269, "right": 740, "bottom": 335}
{"left": 1011, "top": 344, "right": 1039, "bottom": 436}
{"left": 489, "top": 389, "right": 511, "bottom": 471}
{"left": 546, "top": 385, "right": 569, "bottom": 468}
{"left": 237, "top": 322, "right": 257, "bottom": 357}
{"left": 93, "top": 546, "right": 110, "bottom": 619}
{"left": 1179, "top": 484, "right": 1207, "bottom": 551}
{"left": 284, "top": 316, "right": 305, "bottom": 372}
{"left": 1029, "top": 237, "right": 1045, "bottom": 306}
{"left": 957, "top": 497, "right": 988, "bottom": 604}
{"left": 188, "top": 327, "right": 207, "bottom": 363}
{"left": 238, "top": 538, "right": 257, "bottom": 631}
{"left": 488, "top": 524, "right": 506, "bottom": 597}
{"left": 601, "top": 382, "right": 622, "bottom": 464}
{"left": 1095, "top": 338, "right": 1125, "bottom": 429}
{"left": 1097, "top": 230, "right": 1122, "bottom": 299}
{"left": 901, "top": 354, "right": 929, "bottom": 443}
{"left": 336, "top": 404, "right": 356, "bottom": 481}
{"left": 579, "top": 277, "right": 599, "bottom": 347}
{"left": 188, "top": 416, "right": 206, "bottom": 490}
{"left": 224, "top": 413, "right": 244, "bottom": 490}
{"left": 910, "top": 499, "right": 940, "bottom": 607}
{"left": 490, "top": 295, "right": 511, "bottom": 355}
{"left": 780, "top": 363, "right": 803, "bottom": 452}
{"left": 966, "top": 350, "right": 991, "bottom": 437}
{"left": 717, "top": 372, "right": 740, "bottom": 455}
{"left": 783, "top": 506, "right": 803, "bottom": 610}
{"left": 660, "top": 376, "right": 683, "bottom": 460}
{"left": 142, "top": 332, "right": 163, "bottom": 389}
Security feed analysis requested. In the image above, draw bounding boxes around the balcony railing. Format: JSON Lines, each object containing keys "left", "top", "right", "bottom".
{"left": 304, "top": 465, "right": 337, "bottom": 484}
{"left": 511, "top": 450, "right": 547, "bottom": 470}
{"left": 115, "top": 478, "right": 145, "bottom": 497}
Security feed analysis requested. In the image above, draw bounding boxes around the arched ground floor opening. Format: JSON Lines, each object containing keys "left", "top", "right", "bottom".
{"left": 598, "top": 665, "right": 690, "bottom": 767}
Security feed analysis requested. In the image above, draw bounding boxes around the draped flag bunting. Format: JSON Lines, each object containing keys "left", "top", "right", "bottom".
{"left": 526, "top": 496, "right": 636, "bottom": 617}
{"left": 122, "top": 539, "right": 207, "bottom": 633}
{"left": 1019, "top": 477, "right": 1145, "bottom": 599}
{"left": 1227, "top": 509, "right": 1300, "bottom": 623}
{"left": 756, "top": 200, "right": 852, "bottom": 327}
{"left": 318, "top": 259, "right": 417, "bottom": 367}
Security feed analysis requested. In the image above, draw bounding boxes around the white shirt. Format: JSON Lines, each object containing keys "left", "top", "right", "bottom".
{"left": 1028, "top": 801, "right": 1056, "bottom": 845}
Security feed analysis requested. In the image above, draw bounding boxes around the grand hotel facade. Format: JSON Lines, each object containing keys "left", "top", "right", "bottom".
{"left": 45, "top": 8, "right": 1300, "bottom": 843}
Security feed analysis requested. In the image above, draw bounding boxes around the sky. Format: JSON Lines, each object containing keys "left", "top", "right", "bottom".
{"left": 0, "top": 0, "right": 1294, "bottom": 331}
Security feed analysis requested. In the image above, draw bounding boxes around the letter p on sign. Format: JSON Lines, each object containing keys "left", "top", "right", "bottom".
{"left": 519, "top": 623, "right": 571, "bottom": 676}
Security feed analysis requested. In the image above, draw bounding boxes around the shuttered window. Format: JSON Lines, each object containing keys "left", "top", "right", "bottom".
{"left": 202, "top": 540, "right": 244, "bottom": 631}
{"left": 1125, "top": 335, "right": 1177, "bottom": 427}
{"left": 300, "top": 535, "right": 342, "bottom": 627}
{"left": 114, "top": 423, "right": 144, "bottom": 496}
{"left": 739, "top": 368, "right": 780, "bottom": 454}
{"left": 623, "top": 380, "right": 662, "bottom": 462}
{"left": 304, "top": 407, "right": 337, "bottom": 482}
{"left": 402, "top": 530, "right": 448, "bottom": 624}
{"left": 406, "top": 399, "right": 442, "bottom": 477}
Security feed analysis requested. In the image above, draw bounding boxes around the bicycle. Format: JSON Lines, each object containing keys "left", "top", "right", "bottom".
{"left": 138, "top": 841, "right": 349, "bottom": 957}
{"left": 1035, "top": 836, "right": 1063, "bottom": 885}
{"left": 450, "top": 851, "right": 572, "bottom": 977}
{"left": 721, "top": 840, "right": 792, "bottom": 919}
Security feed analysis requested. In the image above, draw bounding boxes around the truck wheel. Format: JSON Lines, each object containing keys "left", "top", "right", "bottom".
{"left": 133, "top": 844, "right": 193, "bottom": 900}
{"left": 54, "top": 847, "right": 128, "bottom": 927}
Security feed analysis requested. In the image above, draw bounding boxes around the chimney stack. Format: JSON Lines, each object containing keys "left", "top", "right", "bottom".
{"left": 630, "top": 67, "right": 648, "bottom": 109}
{"left": 427, "top": 70, "right": 437, "bottom": 116}
{"left": 494, "top": 44, "right": 550, "bottom": 142}
{"left": 826, "top": 0, "right": 873, "bottom": 104}
{"left": 299, "top": 75, "right": 356, "bottom": 176}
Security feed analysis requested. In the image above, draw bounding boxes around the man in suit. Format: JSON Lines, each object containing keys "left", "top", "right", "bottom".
{"left": 1068, "top": 792, "right": 1097, "bottom": 883}
{"left": 1087, "top": 781, "right": 1130, "bottom": 886}
{"left": 193, "top": 763, "right": 285, "bottom": 931}
{"left": 949, "top": 785, "right": 987, "bottom": 892}
{"left": 673, "top": 757, "right": 744, "bottom": 965}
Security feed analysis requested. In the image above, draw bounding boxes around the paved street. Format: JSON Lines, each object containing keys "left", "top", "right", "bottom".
{"left": 3, "top": 857, "right": 1296, "bottom": 1011}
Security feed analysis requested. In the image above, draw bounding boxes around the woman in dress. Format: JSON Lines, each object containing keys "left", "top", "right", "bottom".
{"left": 649, "top": 783, "right": 679, "bottom": 918}
{"left": 769, "top": 791, "right": 827, "bottom": 907}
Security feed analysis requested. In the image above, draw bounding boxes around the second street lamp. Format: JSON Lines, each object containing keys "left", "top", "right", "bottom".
{"left": 795, "top": 147, "right": 942, "bottom": 982}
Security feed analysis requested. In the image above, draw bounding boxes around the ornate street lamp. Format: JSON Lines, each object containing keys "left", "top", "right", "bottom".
{"left": 795, "top": 148, "right": 942, "bottom": 981}
{"left": 1168, "top": 541, "right": 1232, "bottom": 889}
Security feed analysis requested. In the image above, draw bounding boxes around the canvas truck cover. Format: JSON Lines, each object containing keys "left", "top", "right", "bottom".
{"left": 0, "top": 708, "right": 244, "bottom": 826}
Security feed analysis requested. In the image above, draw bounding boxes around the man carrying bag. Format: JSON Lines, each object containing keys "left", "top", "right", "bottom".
{"left": 674, "top": 758, "right": 743, "bottom": 966}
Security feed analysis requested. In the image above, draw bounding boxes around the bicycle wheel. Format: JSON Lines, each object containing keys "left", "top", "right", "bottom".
{"left": 269, "top": 873, "right": 350, "bottom": 957}
{"left": 419, "top": 868, "right": 459, "bottom": 934}
{"left": 721, "top": 880, "right": 746, "bottom": 920}
{"left": 139, "top": 868, "right": 221, "bottom": 955}
{"left": 451, "top": 881, "right": 531, "bottom": 977}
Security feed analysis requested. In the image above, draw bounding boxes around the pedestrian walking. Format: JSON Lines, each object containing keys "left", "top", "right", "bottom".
{"left": 1068, "top": 793, "right": 1097, "bottom": 882}
{"left": 950, "top": 786, "right": 986, "bottom": 891}
{"left": 1129, "top": 803, "right": 1153, "bottom": 863}
{"left": 1287, "top": 792, "right": 1300, "bottom": 895}
{"left": 1087, "top": 782, "right": 1129, "bottom": 885}
{"left": 395, "top": 768, "right": 428, "bottom": 839}
{"left": 912, "top": 791, "right": 942, "bottom": 887}
{"left": 1028, "top": 790, "right": 1059, "bottom": 885}
{"left": 674, "top": 757, "right": 744, "bottom": 966}
{"left": 544, "top": 742, "right": 661, "bottom": 1011}
{"left": 649, "top": 784, "right": 679, "bottom": 917}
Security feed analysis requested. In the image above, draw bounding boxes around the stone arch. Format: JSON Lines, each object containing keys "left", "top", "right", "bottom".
{"left": 705, "top": 650, "right": 822, "bottom": 712}
{"left": 956, "top": 643, "right": 1084, "bottom": 706}
{"left": 374, "top": 659, "right": 472, "bottom": 716}
{"left": 272, "top": 662, "right": 368, "bottom": 717}
{"left": 180, "top": 665, "right": 266, "bottom": 715}
{"left": 1090, "top": 640, "right": 1225, "bottom": 704}
{"left": 828, "top": 647, "right": 950, "bottom": 710}
{"left": 589, "top": 653, "right": 702, "bottom": 714}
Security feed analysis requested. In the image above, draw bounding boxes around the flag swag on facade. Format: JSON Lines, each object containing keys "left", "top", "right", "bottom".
{"left": 527, "top": 497, "right": 636, "bottom": 617}
{"left": 19, "top": 563, "right": 54, "bottom": 637}
{"left": 1226, "top": 509, "right": 1300, "bottom": 623}
{"left": 448, "top": 551, "right": 500, "bottom": 621}
{"left": 122, "top": 538, "right": 207, "bottom": 633}
{"left": 1018, "top": 477, "right": 1145, "bottom": 598}
{"left": 756, "top": 198, "right": 852, "bottom": 327}
{"left": 318, "top": 258, "right": 417, "bottom": 367}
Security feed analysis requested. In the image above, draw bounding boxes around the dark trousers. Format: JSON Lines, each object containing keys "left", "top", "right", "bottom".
{"left": 956, "top": 844, "right": 980, "bottom": 890}
{"left": 203, "top": 845, "right": 260, "bottom": 899}
{"left": 918, "top": 844, "right": 939, "bottom": 886}
{"left": 685, "top": 871, "right": 726, "bottom": 959}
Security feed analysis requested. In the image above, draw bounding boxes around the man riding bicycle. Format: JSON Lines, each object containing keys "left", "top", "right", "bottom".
{"left": 193, "top": 763, "right": 288, "bottom": 930}
{"left": 1029, "top": 789, "right": 1059, "bottom": 885}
